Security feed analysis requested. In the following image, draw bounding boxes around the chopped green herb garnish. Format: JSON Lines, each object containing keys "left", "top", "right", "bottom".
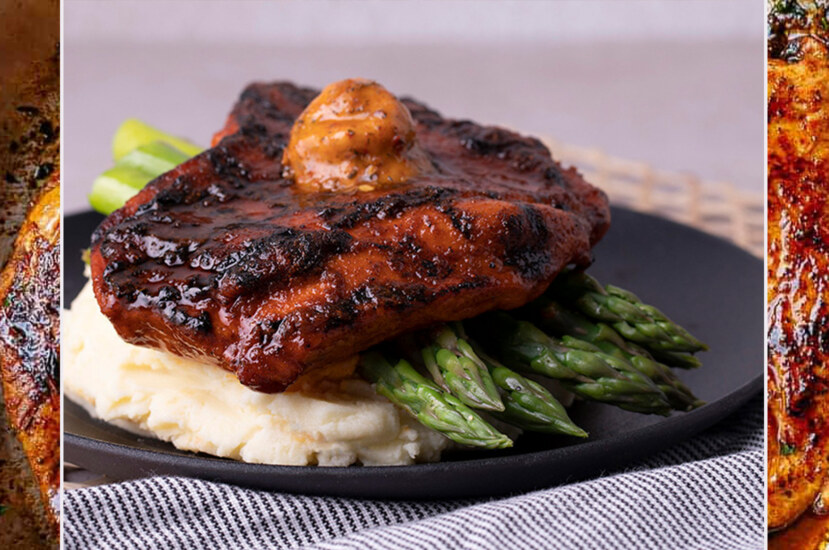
{"left": 781, "top": 443, "right": 797, "bottom": 455}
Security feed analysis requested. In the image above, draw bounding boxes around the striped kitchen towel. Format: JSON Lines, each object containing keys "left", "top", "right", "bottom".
{"left": 64, "top": 395, "right": 762, "bottom": 550}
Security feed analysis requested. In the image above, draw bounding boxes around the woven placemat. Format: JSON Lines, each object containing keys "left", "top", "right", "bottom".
{"left": 545, "top": 138, "right": 763, "bottom": 258}
{"left": 63, "top": 142, "right": 764, "bottom": 490}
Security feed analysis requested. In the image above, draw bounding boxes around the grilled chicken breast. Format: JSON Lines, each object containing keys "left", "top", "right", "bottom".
{"left": 768, "top": 37, "right": 829, "bottom": 530}
{"left": 0, "top": 176, "right": 60, "bottom": 531}
{"left": 90, "top": 81, "right": 610, "bottom": 393}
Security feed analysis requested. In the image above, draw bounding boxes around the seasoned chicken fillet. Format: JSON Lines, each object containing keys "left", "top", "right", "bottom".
{"left": 768, "top": 37, "right": 829, "bottom": 530}
{"left": 90, "top": 81, "right": 610, "bottom": 393}
{"left": 0, "top": 175, "right": 60, "bottom": 531}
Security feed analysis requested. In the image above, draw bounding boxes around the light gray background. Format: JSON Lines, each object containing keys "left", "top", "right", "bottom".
{"left": 64, "top": 0, "right": 764, "bottom": 214}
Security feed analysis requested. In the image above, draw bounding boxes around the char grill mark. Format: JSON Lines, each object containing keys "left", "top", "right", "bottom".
{"left": 90, "top": 81, "right": 610, "bottom": 393}
{"left": 214, "top": 227, "right": 353, "bottom": 302}
{"left": 318, "top": 186, "right": 457, "bottom": 230}
{"left": 500, "top": 204, "right": 552, "bottom": 280}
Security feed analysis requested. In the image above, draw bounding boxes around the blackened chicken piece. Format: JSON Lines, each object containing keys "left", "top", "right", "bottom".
{"left": 90, "top": 81, "right": 610, "bottom": 393}
{"left": 0, "top": 175, "right": 60, "bottom": 532}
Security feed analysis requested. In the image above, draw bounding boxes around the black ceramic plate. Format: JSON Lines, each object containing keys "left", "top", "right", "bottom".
{"left": 64, "top": 207, "right": 762, "bottom": 499}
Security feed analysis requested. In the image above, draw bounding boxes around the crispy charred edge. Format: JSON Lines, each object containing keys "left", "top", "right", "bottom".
{"left": 329, "top": 202, "right": 558, "bottom": 324}
{"left": 97, "top": 222, "right": 354, "bottom": 314}
{"left": 235, "top": 82, "right": 318, "bottom": 132}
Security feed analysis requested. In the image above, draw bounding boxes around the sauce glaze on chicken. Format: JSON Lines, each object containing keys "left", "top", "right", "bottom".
{"left": 0, "top": 175, "right": 60, "bottom": 531}
{"left": 90, "top": 79, "right": 610, "bottom": 393}
{"left": 768, "top": 3, "right": 829, "bottom": 530}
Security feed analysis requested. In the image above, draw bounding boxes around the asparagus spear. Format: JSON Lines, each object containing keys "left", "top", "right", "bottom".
{"left": 444, "top": 323, "right": 586, "bottom": 436}
{"left": 475, "top": 348, "right": 587, "bottom": 437}
{"left": 90, "top": 120, "right": 203, "bottom": 215}
{"left": 591, "top": 340, "right": 703, "bottom": 412}
{"left": 358, "top": 351, "right": 513, "bottom": 449}
{"left": 550, "top": 270, "right": 707, "bottom": 354}
{"left": 553, "top": 333, "right": 692, "bottom": 407}
{"left": 420, "top": 324, "right": 504, "bottom": 412}
{"left": 525, "top": 295, "right": 636, "bottom": 353}
{"left": 550, "top": 328, "right": 700, "bottom": 412}
{"left": 524, "top": 297, "right": 703, "bottom": 410}
{"left": 651, "top": 349, "right": 702, "bottom": 369}
{"left": 470, "top": 313, "right": 672, "bottom": 415}
{"left": 89, "top": 141, "right": 193, "bottom": 214}
{"left": 112, "top": 118, "right": 203, "bottom": 161}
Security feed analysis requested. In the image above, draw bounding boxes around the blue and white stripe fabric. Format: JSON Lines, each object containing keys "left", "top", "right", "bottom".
{"left": 64, "top": 396, "right": 762, "bottom": 550}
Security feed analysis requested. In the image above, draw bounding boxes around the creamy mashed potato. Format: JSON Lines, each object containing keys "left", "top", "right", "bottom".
{"left": 65, "top": 281, "right": 449, "bottom": 466}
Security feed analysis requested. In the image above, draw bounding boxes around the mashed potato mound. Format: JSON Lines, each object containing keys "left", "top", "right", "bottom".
{"left": 65, "top": 281, "right": 449, "bottom": 466}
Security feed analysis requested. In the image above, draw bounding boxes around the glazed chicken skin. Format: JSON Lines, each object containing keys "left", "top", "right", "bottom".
{"left": 768, "top": 37, "right": 829, "bottom": 530}
{"left": 0, "top": 174, "right": 60, "bottom": 532}
{"left": 90, "top": 80, "right": 610, "bottom": 393}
